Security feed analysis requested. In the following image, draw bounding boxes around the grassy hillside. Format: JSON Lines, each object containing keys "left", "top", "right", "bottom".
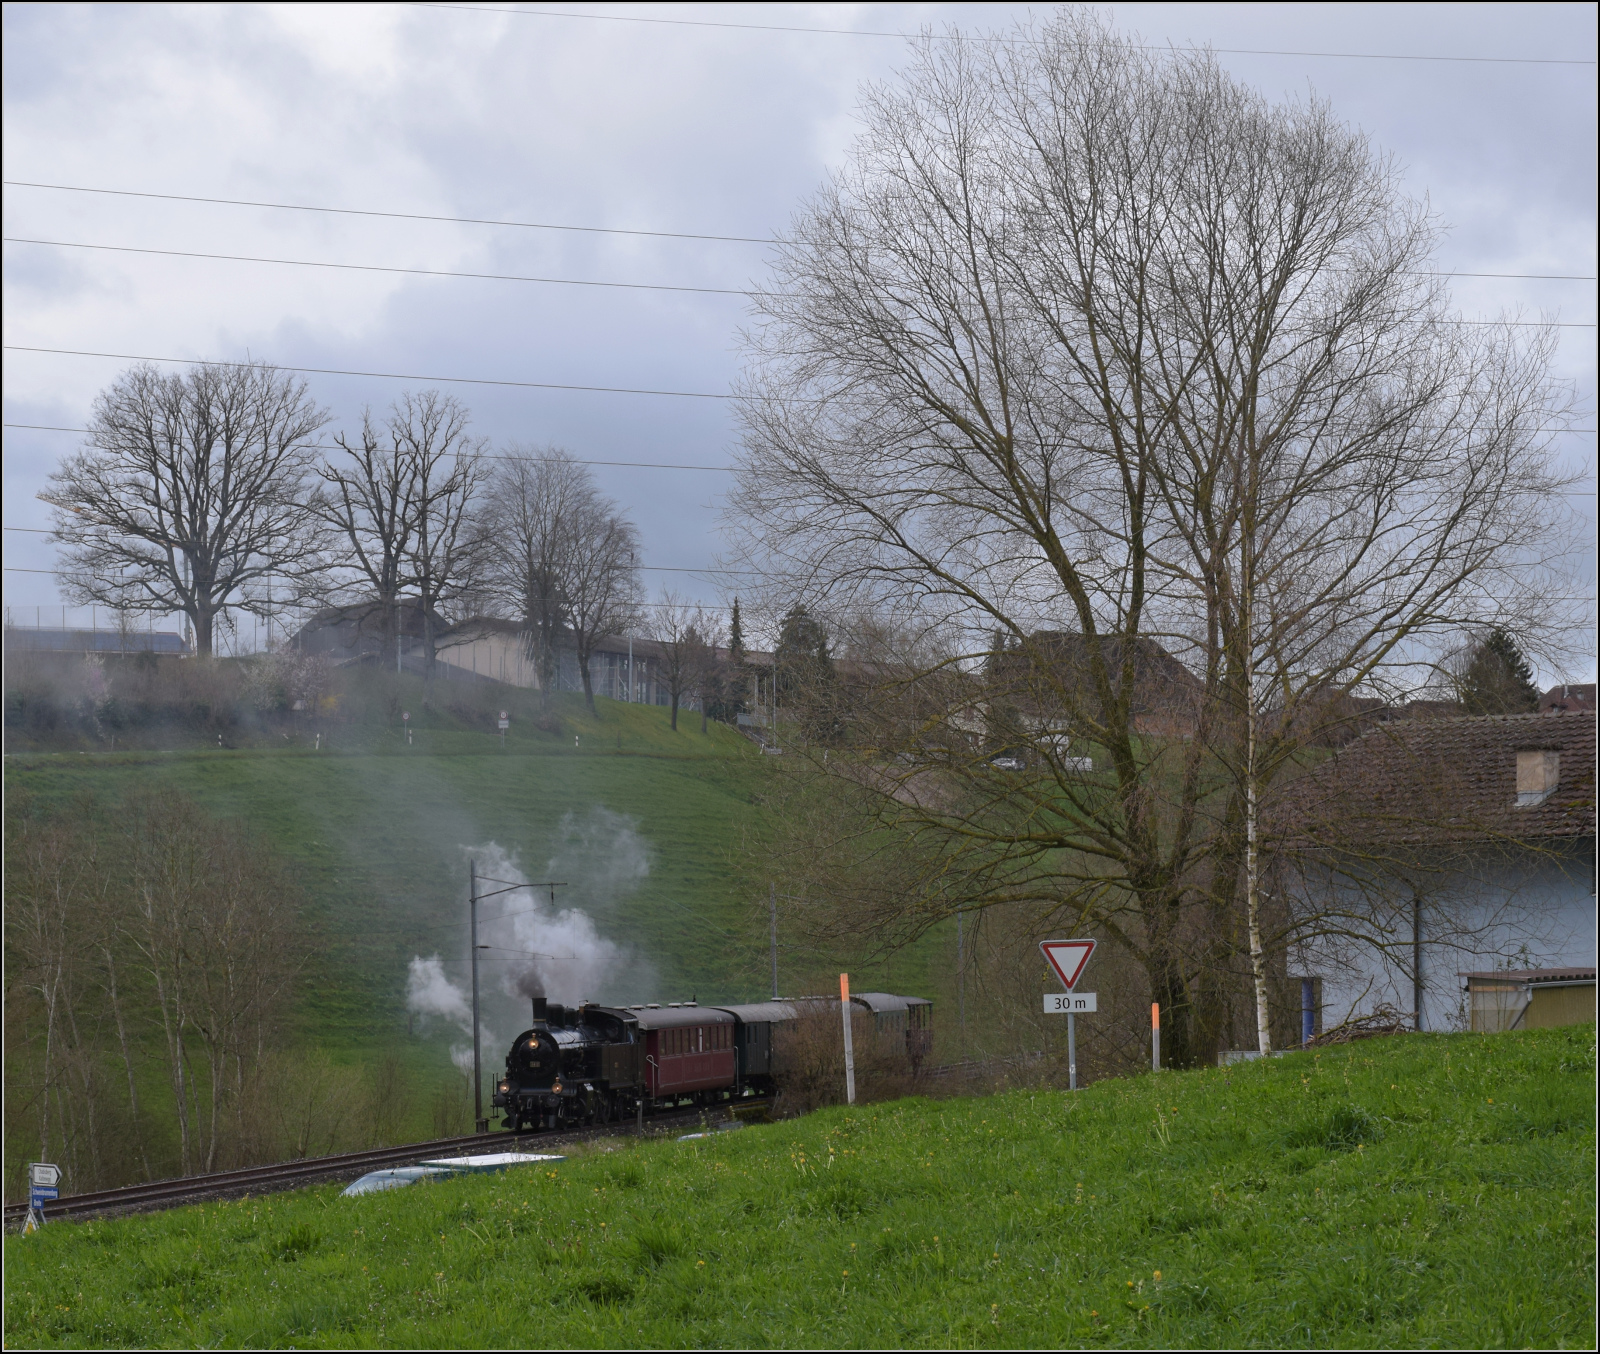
{"left": 7, "top": 693, "right": 776, "bottom": 1036}
{"left": 6, "top": 687, "right": 959, "bottom": 1135}
{"left": 6, "top": 1026, "right": 1592, "bottom": 1349}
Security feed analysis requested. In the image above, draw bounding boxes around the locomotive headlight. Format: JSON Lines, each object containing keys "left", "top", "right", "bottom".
{"left": 551, "top": 1080, "right": 563, "bottom": 1094}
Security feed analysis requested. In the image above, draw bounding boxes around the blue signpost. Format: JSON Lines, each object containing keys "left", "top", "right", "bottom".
{"left": 24, "top": 1162, "right": 61, "bottom": 1233}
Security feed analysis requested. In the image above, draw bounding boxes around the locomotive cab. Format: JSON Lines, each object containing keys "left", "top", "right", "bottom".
{"left": 493, "top": 998, "right": 643, "bottom": 1130}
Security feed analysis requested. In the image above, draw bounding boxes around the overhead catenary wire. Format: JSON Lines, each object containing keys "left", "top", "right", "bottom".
{"left": 3, "top": 183, "right": 1595, "bottom": 283}
{"left": 6, "top": 234, "right": 1597, "bottom": 298}
{"left": 3, "top": 237, "right": 757, "bottom": 297}
{"left": 8, "top": 420, "right": 1595, "bottom": 442}
{"left": 0, "top": 532, "right": 763, "bottom": 572}
{"left": 0, "top": 425, "right": 736, "bottom": 470}
{"left": 7, "top": 341, "right": 1596, "bottom": 418}
{"left": 411, "top": 4, "right": 1600, "bottom": 66}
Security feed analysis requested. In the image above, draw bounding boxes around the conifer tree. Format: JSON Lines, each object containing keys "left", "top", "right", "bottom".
{"left": 1458, "top": 628, "right": 1541, "bottom": 714}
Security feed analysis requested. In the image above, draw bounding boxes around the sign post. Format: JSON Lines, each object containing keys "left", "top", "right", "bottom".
{"left": 24, "top": 1162, "right": 60, "bottom": 1233}
{"left": 402, "top": 710, "right": 412, "bottom": 745}
{"left": 498, "top": 710, "right": 509, "bottom": 746}
{"left": 1039, "top": 939, "right": 1097, "bottom": 1091}
{"left": 840, "top": 973, "right": 856, "bottom": 1105}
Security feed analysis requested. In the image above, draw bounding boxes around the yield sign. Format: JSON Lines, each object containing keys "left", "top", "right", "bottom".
{"left": 1040, "top": 939, "right": 1096, "bottom": 991}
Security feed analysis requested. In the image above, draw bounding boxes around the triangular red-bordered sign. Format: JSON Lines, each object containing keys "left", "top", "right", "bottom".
{"left": 1040, "top": 939, "right": 1096, "bottom": 990}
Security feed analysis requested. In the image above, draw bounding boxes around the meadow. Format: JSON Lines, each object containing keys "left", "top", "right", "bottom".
{"left": 6, "top": 685, "right": 962, "bottom": 1158}
{"left": 6, "top": 1026, "right": 1593, "bottom": 1350}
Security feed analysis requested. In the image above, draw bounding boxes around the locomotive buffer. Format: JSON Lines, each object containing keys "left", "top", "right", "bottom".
{"left": 1040, "top": 940, "right": 1097, "bottom": 1091}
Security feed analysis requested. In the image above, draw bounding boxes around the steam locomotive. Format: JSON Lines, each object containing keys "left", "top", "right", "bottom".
{"left": 493, "top": 993, "right": 933, "bottom": 1130}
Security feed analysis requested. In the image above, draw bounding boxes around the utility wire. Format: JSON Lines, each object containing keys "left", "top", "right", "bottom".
{"left": 0, "top": 424, "right": 735, "bottom": 469}
{"left": 3, "top": 185, "right": 1595, "bottom": 283}
{"left": 3, "top": 346, "right": 738, "bottom": 400}
{"left": 0, "top": 529, "right": 764, "bottom": 572}
{"left": 8, "top": 419, "right": 1595, "bottom": 440}
{"left": 6, "top": 338, "right": 1596, "bottom": 413}
{"left": 412, "top": 4, "right": 1600, "bottom": 65}
{"left": 1, "top": 181, "right": 773, "bottom": 245}
{"left": 3, "top": 237, "right": 754, "bottom": 297}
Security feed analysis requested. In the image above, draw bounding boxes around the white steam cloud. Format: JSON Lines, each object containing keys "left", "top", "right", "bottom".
{"left": 404, "top": 808, "right": 655, "bottom": 1056}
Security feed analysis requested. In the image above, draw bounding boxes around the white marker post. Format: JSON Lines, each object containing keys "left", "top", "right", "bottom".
{"left": 1040, "top": 939, "right": 1097, "bottom": 1091}
{"left": 840, "top": 973, "right": 856, "bottom": 1105}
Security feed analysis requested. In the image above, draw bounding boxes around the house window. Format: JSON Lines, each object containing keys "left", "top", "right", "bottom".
{"left": 1516, "top": 750, "right": 1559, "bottom": 807}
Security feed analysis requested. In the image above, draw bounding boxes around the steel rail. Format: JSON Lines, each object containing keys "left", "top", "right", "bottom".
{"left": 5, "top": 1099, "right": 769, "bottom": 1226}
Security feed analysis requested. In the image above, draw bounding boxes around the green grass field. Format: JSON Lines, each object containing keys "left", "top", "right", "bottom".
{"left": 6, "top": 689, "right": 960, "bottom": 1148}
{"left": 6, "top": 1026, "right": 1592, "bottom": 1350}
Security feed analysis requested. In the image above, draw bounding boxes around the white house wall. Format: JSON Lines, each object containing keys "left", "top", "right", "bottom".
{"left": 1293, "top": 844, "right": 1596, "bottom": 1034}
{"left": 430, "top": 629, "right": 668, "bottom": 704}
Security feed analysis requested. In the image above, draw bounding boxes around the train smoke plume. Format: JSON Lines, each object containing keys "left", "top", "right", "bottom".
{"left": 403, "top": 809, "right": 652, "bottom": 1055}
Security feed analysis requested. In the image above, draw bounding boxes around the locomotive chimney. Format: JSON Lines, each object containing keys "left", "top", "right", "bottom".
{"left": 531, "top": 996, "right": 549, "bottom": 1027}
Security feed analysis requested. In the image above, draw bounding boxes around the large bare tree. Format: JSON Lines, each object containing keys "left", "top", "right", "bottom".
{"left": 44, "top": 361, "right": 330, "bottom": 656}
{"left": 313, "top": 410, "right": 418, "bottom": 668}
{"left": 316, "top": 392, "right": 486, "bottom": 675}
{"left": 484, "top": 447, "right": 591, "bottom": 711}
{"left": 653, "top": 591, "right": 722, "bottom": 731}
{"left": 390, "top": 391, "right": 489, "bottom": 679}
{"left": 728, "top": 12, "right": 1575, "bottom": 1066}
{"left": 565, "top": 494, "right": 643, "bottom": 715}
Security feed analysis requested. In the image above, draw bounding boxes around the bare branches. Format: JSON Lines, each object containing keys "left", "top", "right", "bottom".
{"left": 726, "top": 10, "right": 1575, "bottom": 1066}
{"left": 389, "top": 391, "right": 489, "bottom": 677}
{"left": 43, "top": 361, "right": 331, "bottom": 656}
{"left": 482, "top": 448, "right": 641, "bottom": 713}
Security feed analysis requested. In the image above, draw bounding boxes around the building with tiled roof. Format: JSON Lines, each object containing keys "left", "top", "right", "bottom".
{"left": 1273, "top": 710, "right": 1595, "bottom": 1039}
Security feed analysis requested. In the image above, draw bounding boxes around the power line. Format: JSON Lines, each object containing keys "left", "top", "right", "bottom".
{"left": 6, "top": 333, "right": 1597, "bottom": 412}
{"left": 412, "top": 4, "right": 1600, "bottom": 66}
{"left": 1, "top": 422, "right": 739, "bottom": 468}
{"left": 4, "top": 180, "right": 773, "bottom": 247}
{"left": 3, "top": 346, "right": 738, "bottom": 400}
{"left": 4, "top": 237, "right": 755, "bottom": 298}
{"left": 0, "top": 527, "right": 765, "bottom": 570}
{"left": 7, "top": 240, "right": 1595, "bottom": 321}
{"left": 2, "top": 180, "right": 772, "bottom": 245}
{"left": 3, "top": 184, "right": 1594, "bottom": 283}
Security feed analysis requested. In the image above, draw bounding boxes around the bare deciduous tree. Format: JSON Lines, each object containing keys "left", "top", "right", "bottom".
{"left": 565, "top": 497, "right": 643, "bottom": 715}
{"left": 484, "top": 448, "right": 591, "bottom": 712}
{"left": 652, "top": 590, "right": 713, "bottom": 730}
{"left": 44, "top": 361, "right": 331, "bottom": 656}
{"left": 314, "top": 410, "right": 418, "bottom": 668}
{"left": 390, "top": 391, "right": 489, "bottom": 679}
{"left": 126, "top": 792, "right": 303, "bottom": 1173}
{"left": 727, "top": 12, "right": 1576, "bottom": 1066}
{"left": 687, "top": 609, "right": 729, "bottom": 734}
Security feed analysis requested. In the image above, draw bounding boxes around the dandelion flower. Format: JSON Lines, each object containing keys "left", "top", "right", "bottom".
{"left": 1154, "top": 1270, "right": 1161, "bottom": 1280}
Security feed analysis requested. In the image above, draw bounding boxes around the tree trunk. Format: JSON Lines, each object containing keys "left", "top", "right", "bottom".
{"left": 670, "top": 692, "right": 679, "bottom": 730}
{"left": 104, "top": 947, "right": 152, "bottom": 1180}
{"left": 579, "top": 650, "right": 597, "bottom": 714}
{"left": 192, "top": 604, "right": 215, "bottom": 657}
{"left": 422, "top": 591, "right": 437, "bottom": 682}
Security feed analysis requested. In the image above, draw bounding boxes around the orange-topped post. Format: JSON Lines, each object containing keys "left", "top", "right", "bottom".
{"left": 840, "top": 973, "right": 856, "bottom": 1105}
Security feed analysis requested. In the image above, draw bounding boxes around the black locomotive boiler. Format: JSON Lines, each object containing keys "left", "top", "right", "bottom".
{"left": 493, "top": 992, "right": 932, "bottom": 1130}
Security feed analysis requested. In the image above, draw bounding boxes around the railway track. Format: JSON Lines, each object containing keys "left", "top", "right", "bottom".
{"left": 4, "top": 1100, "right": 768, "bottom": 1228}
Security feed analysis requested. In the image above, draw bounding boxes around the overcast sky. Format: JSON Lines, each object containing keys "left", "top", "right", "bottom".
{"left": 3, "top": 2, "right": 1595, "bottom": 670}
